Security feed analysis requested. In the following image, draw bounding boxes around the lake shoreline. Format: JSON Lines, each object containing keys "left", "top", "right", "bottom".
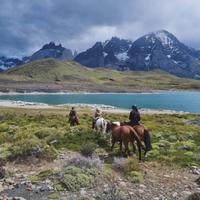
{"left": 0, "top": 100, "right": 191, "bottom": 115}
{"left": 0, "top": 88, "right": 200, "bottom": 95}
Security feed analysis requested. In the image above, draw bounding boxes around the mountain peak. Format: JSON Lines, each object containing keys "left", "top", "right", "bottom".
{"left": 42, "top": 42, "right": 65, "bottom": 51}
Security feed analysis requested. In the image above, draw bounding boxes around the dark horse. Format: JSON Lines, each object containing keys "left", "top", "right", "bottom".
{"left": 69, "top": 116, "right": 79, "bottom": 126}
{"left": 108, "top": 123, "right": 146, "bottom": 160}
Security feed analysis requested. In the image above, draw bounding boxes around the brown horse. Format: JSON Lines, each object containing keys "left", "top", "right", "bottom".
{"left": 108, "top": 123, "right": 145, "bottom": 160}
{"left": 120, "top": 122, "right": 152, "bottom": 156}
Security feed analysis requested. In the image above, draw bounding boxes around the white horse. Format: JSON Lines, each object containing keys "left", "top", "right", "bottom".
{"left": 94, "top": 117, "right": 108, "bottom": 135}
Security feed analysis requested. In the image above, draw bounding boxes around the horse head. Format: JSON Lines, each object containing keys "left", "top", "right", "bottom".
{"left": 106, "top": 121, "right": 120, "bottom": 133}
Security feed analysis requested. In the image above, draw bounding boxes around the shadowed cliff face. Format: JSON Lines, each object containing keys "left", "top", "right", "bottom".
{"left": 75, "top": 30, "right": 200, "bottom": 79}
{"left": 29, "top": 42, "right": 74, "bottom": 62}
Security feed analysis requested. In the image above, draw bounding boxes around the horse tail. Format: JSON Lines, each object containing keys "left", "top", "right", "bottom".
{"left": 129, "top": 127, "right": 143, "bottom": 160}
{"left": 143, "top": 129, "right": 152, "bottom": 151}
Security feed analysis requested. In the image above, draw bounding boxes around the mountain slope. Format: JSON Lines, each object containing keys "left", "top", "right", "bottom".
{"left": 74, "top": 37, "right": 132, "bottom": 69}
{"left": 29, "top": 42, "right": 74, "bottom": 62}
{"left": 1, "top": 30, "right": 200, "bottom": 79}
{"left": 2, "top": 58, "right": 200, "bottom": 92}
{"left": 0, "top": 56, "right": 24, "bottom": 71}
{"left": 75, "top": 30, "right": 200, "bottom": 79}
{"left": 127, "top": 30, "right": 200, "bottom": 78}
{"left": 0, "top": 42, "right": 75, "bottom": 71}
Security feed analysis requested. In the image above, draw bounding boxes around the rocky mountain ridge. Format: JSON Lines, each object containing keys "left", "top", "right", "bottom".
{"left": 1, "top": 30, "right": 200, "bottom": 79}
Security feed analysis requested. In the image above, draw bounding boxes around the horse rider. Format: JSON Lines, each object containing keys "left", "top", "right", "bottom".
{"left": 68, "top": 107, "right": 79, "bottom": 126}
{"left": 129, "top": 105, "right": 141, "bottom": 126}
{"left": 92, "top": 108, "right": 102, "bottom": 129}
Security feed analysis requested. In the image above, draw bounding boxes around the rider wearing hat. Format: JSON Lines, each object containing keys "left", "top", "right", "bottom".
{"left": 129, "top": 105, "right": 141, "bottom": 126}
{"left": 92, "top": 108, "right": 102, "bottom": 129}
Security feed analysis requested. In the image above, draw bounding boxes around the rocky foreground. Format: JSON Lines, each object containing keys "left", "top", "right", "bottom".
{"left": 0, "top": 151, "right": 199, "bottom": 200}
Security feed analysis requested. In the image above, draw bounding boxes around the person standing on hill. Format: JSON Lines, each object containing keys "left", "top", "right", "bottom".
{"left": 68, "top": 107, "right": 79, "bottom": 126}
{"left": 129, "top": 105, "right": 141, "bottom": 126}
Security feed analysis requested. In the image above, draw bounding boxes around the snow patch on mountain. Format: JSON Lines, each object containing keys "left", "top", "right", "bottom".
{"left": 103, "top": 52, "right": 108, "bottom": 57}
{"left": 145, "top": 54, "right": 151, "bottom": 61}
{"left": 115, "top": 52, "right": 129, "bottom": 61}
{"left": 154, "top": 30, "right": 174, "bottom": 48}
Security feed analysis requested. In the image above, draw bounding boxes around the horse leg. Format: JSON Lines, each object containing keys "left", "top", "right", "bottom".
{"left": 136, "top": 141, "right": 142, "bottom": 161}
{"left": 119, "top": 140, "right": 123, "bottom": 156}
{"left": 123, "top": 140, "right": 130, "bottom": 157}
{"left": 111, "top": 138, "right": 116, "bottom": 151}
{"left": 131, "top": 140, "right": 136, "bottom": 154}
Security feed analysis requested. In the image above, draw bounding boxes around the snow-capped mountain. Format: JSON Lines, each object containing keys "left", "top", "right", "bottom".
{"left": 75, "top": 30, "right": 200, "bottom": 79}
{"left": 127, "top": 30, "right": 200, "bottom": 78}
{"left": 0, "top": 56, "right": 24, "bottom": 71}
{"left": 1, "top": 31, "right": 200, "bottom": 79}
{"left": 74, "top": 37, "right": 132, "bottom": 69}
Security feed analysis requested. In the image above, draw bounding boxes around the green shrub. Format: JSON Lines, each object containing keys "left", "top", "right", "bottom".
{"left": 8, "top": 138, "right": 57, "bottom": 160}
{"left": 55, "top": 165, "right": 96, "bottom": 192}
{"left": 53, "top": 183, "right": 65, "bottom": 191}
{"left": 80, "top": 143, "right": 96, "bottom": 157}
{"left": 127, "top": 157, "right": 140, "bottom": 172}
{"left": 34, "top": 128, "right": 53, "bottom": 139}
{"left": 129, "top": 171, "right": 143, "bottom": 183}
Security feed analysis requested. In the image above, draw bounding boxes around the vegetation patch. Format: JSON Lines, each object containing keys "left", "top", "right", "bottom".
{"left": 0, "top": 108, "right": 199, "bottom": 168}
{"left": 128, "top": 171, "right": 144, "bottom": 183}
{"left": 29, "top": 169, "right": 55, "bottom": 183}
{"left": 54, "top": 165, "right": 96, "bottom": 191}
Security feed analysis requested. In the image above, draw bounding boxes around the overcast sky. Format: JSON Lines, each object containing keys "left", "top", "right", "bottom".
{"left": 1, "top": 0, "right": 200, "bottom": 57}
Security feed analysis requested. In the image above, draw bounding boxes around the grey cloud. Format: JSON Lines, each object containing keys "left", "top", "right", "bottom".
{"left": 0, "top": 0, "right": 200, "bottom": 57}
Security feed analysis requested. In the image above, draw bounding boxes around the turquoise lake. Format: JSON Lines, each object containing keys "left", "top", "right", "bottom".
{"left": 0, "top": 91, "right": 200, "bottom": 113}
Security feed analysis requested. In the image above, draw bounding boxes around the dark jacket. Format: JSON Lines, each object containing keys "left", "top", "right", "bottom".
{"left": 69, "top": 110, "right": 77, "bottom": 118}
{"left": 129, "top": 110, "right": 141, "bottom": 125}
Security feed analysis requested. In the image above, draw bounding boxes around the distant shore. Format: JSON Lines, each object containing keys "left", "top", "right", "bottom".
{"left": 0, "top": 100, "right": 190, "bottom": 115}
{"left": 0, "top": 89, "right": 200, "bottom": 95}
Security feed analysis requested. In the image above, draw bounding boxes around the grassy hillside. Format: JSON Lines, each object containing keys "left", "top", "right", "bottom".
{"left": 1, "top": 58, "right": 200, "bottom": 92}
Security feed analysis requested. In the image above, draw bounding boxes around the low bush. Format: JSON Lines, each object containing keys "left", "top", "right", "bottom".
{"left": 128, "top": 171, "right": 143, "bottom": 183}
{"left": 80, "top": 142, "right": 96, "bottom": 157}
{"left": 55, "top": 165, "right": 96, "bottom": 192}
{"left": 8, "top": 138, "right": 57, "bottom": 161}
{"left": 64, "top": 155, "right": 104, "bottom": 170}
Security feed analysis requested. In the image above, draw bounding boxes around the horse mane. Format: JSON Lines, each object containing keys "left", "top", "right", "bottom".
{"left": 112, "top": 121, "right": 121, "bottom": 126}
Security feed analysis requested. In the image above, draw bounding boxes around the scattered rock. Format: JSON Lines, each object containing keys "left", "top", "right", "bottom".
{"left": 13, "top": 197, "right": 27, "bottom": 200}
{"left": 5, "top": 178, "right": 15, "bottom": 185}
{"left": 139, "top": 184, "right": 146, "bottom": 189}
{"left": 182, "top": 191, "right": 192, "bottom": 199}
{"left": 190, "top": 166, "right": 200, "bottom": 175}
{"left": 172, "top": 192, "right": 178, "bottom": 198}
{"left": 138, "top": 189, "right": 144, "bottom": 193}
{"left": 177, "top": 146, "right": 192, "bottom": 151}
{"left": 186, "top": 192, "right": 200, "bottom": 200}
{"left": 195, "top": 177, "right": 200, "bottom": 185}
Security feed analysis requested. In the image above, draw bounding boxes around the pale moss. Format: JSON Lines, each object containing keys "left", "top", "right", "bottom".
{"left": 56, "top": 165, "right": 96, "bottom": 192}
{"left": 48, "top": 193, "right": 59, "bottom": 200}
{"left": 53, "top": 183, "right": 65, "bottom": 191}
